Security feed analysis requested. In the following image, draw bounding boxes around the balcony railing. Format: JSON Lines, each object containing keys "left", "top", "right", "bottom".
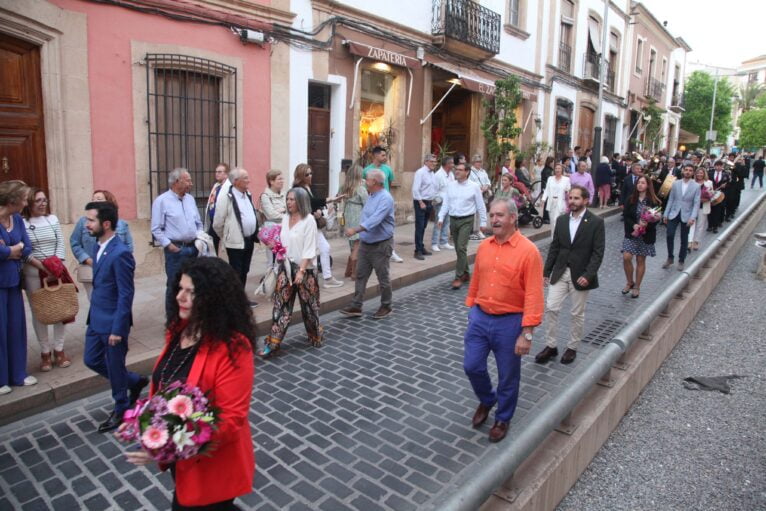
{"left": 583, "top": 51, "right": 600, "bottom": 81}
{"left": 559, "top": 42, "right": 571, "bottom": 73}
{"left": 646, "top": 77, "right": 666, "bottom": 102}
{"left": 432, "top": 0, "right": 501, "bottom": 55}
{"left": 669, "top": 93, "right": 685, "bottom": 112}
{"left": 606, "top": 69, "right": 616, "bottom": 92}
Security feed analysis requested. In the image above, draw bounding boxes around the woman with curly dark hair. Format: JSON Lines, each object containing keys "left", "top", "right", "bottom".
{"left": 126, "top": 257, "right": 256, "bottom": 510}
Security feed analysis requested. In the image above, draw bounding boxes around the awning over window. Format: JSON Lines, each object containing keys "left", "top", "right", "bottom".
{"left": 679, "top": 128, "right": 700, "bottom": 144}
{"left": 343, "top": 40, "right": 421, "bottom": 69}
{"left": 430, "top": 60, "right": 497, "bottom": 95}
{"left": 588, "top": 17, "right": 601, "bottom": 54}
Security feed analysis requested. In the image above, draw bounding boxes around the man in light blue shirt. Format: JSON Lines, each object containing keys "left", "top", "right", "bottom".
{"left": 411, "top": 154, "right": 438, "bottom": 259}
{"left": 150, "top": 168, "right": 202, "bottom": 316}
{"left": 340, "top": 169, "right": 395, "bottom": 319}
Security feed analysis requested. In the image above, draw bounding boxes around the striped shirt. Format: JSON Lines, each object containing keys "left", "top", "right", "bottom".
{"left": 24, "top": 215, "right": 65, "bottom": 261}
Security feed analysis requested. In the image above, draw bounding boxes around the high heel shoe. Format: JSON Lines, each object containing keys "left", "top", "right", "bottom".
{"left": 257, "top": 344, "right": 280, "bottom": 359}
{"left": 621, "top": 283, "right": 634, "bottom": 295}
{"left": 631, "top": 287, "right": 640, "bottom": 299}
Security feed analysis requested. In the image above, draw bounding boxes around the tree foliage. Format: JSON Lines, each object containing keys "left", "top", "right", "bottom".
{"left": 737, "top": 82, "right": 765, "bottom": 112}
{"left": 738, "top": 108, "right": 766, "bottom": 149}
{"left": 680, "top": 71, "right": 734, "bottom": 146}
{"left": 482, "top": 75, "right": 522, "bottom": 174}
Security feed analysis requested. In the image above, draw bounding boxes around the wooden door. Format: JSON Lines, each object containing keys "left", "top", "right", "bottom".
{"left": 438, "top": 88, "right": 471, "bottom": 157}
{"left": 308, "top": 107, "right": 330, "bottom": 199}
{"left": 578, "top": 106, "right": 594, "bottom": 150}
{"left": 0, "top": 33, "right": 47, "bottom": 190}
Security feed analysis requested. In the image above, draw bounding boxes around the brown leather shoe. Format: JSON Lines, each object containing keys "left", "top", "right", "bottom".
{"left": 471, "top": 403, "right": 493, "bottom": 428}
{"left": 534, "top": 346, "right": 558, "bottom": 364}
{"left": 451, "top": 279, "right": 463, "bottom": 290}
{"left": 460, "top": 273, "right": 471, "bottom": 282}
{"left": 53, "top": 350, "right": 71, "bottom": 368}
{"left": 339, "top": 306, "right": 363, "bottom": 317}
{"left": 372, "top": 306, "right": 392, "bottom": 319}
{"left": 560, "top": 348, "right": 577, "bottom": 364}
{"left": 40, "top": 353, "right": 53, "bottom": 372}
{"left": 488, "top": 421, "right": 509, "bottom": 443}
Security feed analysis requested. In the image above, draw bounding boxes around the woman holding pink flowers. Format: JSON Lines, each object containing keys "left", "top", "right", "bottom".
{"left": 689, "top": 167, "right": 713, "bottom": 251}
{"left": 125, "top": 257, "right": 256, "bottom": 510}
{"left": 621, "top": 175, "right": 660, "bottom": 299}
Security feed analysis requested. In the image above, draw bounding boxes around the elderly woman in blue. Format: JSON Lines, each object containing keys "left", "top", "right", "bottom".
{"left": 70, "top": 189, "right": 133, "bottom": 299}
{"left": 0, "top": 180, "right": 38, "bottom": 395}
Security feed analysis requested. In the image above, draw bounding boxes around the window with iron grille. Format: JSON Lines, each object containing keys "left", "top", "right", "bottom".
{"left": 145, "top": 54, "right": 237, "bottom": 217}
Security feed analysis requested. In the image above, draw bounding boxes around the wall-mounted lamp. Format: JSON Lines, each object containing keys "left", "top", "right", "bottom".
{"left": 371, "top": 62, "right": 392, "bottom": 73}
{"left": 447, "top": 78, "right": 462, "bottom": 86}
{"left": 534, "top": 115, "right": 542, "bottom": 130}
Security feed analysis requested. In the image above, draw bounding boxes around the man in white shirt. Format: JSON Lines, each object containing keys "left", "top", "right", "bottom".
{"left": 412, "top": 154, "right": 438, "bottom": 260}
{"left": 431, "top": 156, "right": 455, "bottom": 252}
{"left": 438, "top": 162, "right": 487, "bottom": 289}
{"left": 468, "top": 154, "right": 491, "bottom": 240}
{"left": 213, "top": 167, "right": 258, "bottom": 294}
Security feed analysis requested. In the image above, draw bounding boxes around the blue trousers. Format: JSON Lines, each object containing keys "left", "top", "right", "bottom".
{"left": 665, "top": 214, "right": 690, "bottom": 263}
{"left": 413, "top": 200, "right": 433, "bottom": 254}
{"left": 0, "top": 286, "right": 28, "bottom": 387}
{"left": 164, "top": 245, "right": 198, "bottom": 316}
{"left": 463, "top": 306, "right": 523, "bottom": 423}
{"left": 84, "top": 328, "right": 141, "bottom": 415}
{"left": 431, "top": 203, "right": 450, "bottom": 246}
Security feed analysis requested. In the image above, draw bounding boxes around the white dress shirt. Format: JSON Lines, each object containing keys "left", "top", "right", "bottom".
{"left": 438, "top": 179, "right": 487, "bottom": 226}
{"left": 97, "top": 234, "right": 116, "bottom": 263}
{"left": 569, "top": 210, "right": 585, "bottom": 243}
{"left": 412, "top": 165, "right": 438, "bottom": 200}
{"left": 434, "top": 167, "right": 455, "bottom": 200}
{"left": 232, "top": 187, "right": 257, "bottom": 237}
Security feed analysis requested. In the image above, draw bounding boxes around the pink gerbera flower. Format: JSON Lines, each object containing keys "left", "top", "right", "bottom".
{"left": 141, "top": 426, "right": 169, "bottom": 449}
{"left": 167, "top": 395, "right": 194, "bottom": 419}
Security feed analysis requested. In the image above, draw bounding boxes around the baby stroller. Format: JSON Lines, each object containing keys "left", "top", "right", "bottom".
{"left": 515, "top": 193, "right": 544, "bottom": 228}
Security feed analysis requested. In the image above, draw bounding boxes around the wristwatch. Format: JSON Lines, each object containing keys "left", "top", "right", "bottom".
{"left": 523, "top": 332, "right": 533, "bottom": 341}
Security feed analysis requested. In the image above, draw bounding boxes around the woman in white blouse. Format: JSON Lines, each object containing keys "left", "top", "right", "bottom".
{"left": 689, "top": 167, "right": 714, "bottom": 251}
{"left": 258, "top": 187, "right": 323, "bottom": 358}
{"left": 539, "top": 163, "right": 571, "bottom": 238}
{"left": 22, "top": 188, "right": 71, "bottom": 371}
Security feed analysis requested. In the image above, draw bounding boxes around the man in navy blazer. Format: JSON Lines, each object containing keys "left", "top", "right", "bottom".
{"left": 83, "top": 202, "right": 147, "bottom": 432}
{"left": 662, "top": 164, "right": 701, "bottom": 271}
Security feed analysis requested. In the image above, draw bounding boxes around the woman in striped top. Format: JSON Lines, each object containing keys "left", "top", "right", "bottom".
{"left": 22, "top": 188, "right": 71, "bottom": 372}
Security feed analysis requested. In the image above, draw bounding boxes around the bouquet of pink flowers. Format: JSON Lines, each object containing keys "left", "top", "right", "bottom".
{"left": 631, "top": 206, "right": 663, "bottom": 238}
{"left": 257, "top": 224, "right": 286, "bottom": 261}
{"left": 700, "top": 187, "right": 712, "bottom": 203}
{"left": 118, "top": 382, "right": 219, "bottom": 464}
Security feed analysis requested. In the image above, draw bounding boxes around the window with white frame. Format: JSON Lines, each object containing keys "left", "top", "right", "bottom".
{"left": 635, "top": 38, "right": 644, "bottom": 74}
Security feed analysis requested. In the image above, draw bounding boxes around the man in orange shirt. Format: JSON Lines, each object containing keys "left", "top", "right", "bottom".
{"left": 464, "top": 197, "right": 544, "bottom": 443}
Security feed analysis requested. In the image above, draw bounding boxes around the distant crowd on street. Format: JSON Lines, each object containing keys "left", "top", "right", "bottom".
{"left": 1, "top": 143, "right": 763, "bottom": 507}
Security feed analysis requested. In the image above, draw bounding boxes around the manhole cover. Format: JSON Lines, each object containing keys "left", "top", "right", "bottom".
{"left": 581, "top": 319, "right": 624, "bottom": 347}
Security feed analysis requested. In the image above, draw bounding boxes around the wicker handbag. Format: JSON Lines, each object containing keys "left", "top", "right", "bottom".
{"left": 29, "top": 279, "right": 79, "bottom": 325}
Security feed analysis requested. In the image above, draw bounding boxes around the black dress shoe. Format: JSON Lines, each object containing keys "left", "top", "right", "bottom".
{"left": 129, "top": 376, "right": 149, "bottom": 407}
{"left": 534, "top": 346, "right": 558, "bottom": 363}
{"left": 414, "top": 251, "right": 425, "bottom": 260}
{"left": 471, "top": 402, "right": 493, "bottom": 428}
{"left": 421, "top": 249, "right": 433, "bottom": 256}
{"left": 97, "top": 411, "right": 121, "bottom": 433}
{"left": 560, "top": 348, "right": 577, "bottom": 364}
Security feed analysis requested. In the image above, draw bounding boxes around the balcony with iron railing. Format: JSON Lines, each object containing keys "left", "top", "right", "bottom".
{"left": 559, "top": 42, "right": 571, "bottom": 73}
{"left": 432, "top": 0, "right": 501, "bottom": 59}
{"left": 645, "top": 77, "right": 666, "bottom": 103}
{"left": 583, "top": 51, "right": 600, "bottom": 82}
{"left": 669, "top": 92, "right": 685, "bottom": 113}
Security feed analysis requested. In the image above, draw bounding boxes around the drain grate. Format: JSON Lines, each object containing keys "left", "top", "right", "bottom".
{"left": 581, "top": 319, "right": 625, "bottom": 347}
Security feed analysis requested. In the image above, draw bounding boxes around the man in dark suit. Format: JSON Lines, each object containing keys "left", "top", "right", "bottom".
{"left": 535, "top": 185, "right": 605, "bottom": 364}
{"left": 708, "top": 160, "right": 730, "bottom": 233}
{"left": 83, "top": 202, "right": 147, "bottom": 432}
{"left": 620, "top": 162, "right": 644, "bottom": 207}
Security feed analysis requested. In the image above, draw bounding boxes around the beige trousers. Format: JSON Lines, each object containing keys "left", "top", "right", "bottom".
{"left": 544, "top": 268, "right": 589, "bottom": 350}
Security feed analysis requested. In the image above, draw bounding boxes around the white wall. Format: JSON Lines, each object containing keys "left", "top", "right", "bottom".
{"left": 334, "top": 0, "right": 432, "bottom": 34}
{"left": 288, "top": 0, "right": 314, "bottom": 186}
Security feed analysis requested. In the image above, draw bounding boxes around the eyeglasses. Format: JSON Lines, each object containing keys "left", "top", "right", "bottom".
{"left": 306, "top": 173, "right": 313, "bottom": 177}
{"left": 34, "top": 199, "right": 49, "bottom": 204}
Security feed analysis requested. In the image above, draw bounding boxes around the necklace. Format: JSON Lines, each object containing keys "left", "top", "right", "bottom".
{"left": 158, "top": 333, "right": 199, "bottom": 390}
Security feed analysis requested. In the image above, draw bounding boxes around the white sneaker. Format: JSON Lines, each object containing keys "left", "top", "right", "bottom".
{"left": 0, "top": 385, "right": 11, "bottom": 395}
{"left": 469, "top": 234, "right": 481, "bottom": 241}
{"left": 441, "top": 243, "right": 455, "bottom": 250}
{"left": 323, "top": 277, "right": 344, "bottom": 289}
{"left": 431, "top": 245, "right": 441, "bottom": 252}
{"left": 390, "top": 251, "right": 404, "bottom": 263}
{"left": 23, "top": 376, "right": 37, "bottom": 386}
{"left": 477, "top": 232, "right": 486, "bottom": 239}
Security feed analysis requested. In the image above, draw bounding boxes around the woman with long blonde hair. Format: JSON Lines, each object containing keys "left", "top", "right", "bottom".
{"left": 339, "top": 165, "right": 368, "bottom": 278}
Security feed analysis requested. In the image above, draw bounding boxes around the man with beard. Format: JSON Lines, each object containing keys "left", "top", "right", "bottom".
{"left": 662, "top": 164, "right": 701, "bottom": 271}
{"left": 535, "top": 185, "right": 605, "bottom": 365}
{"left": 83, "top": 202, "right": 147, "bottom": 432}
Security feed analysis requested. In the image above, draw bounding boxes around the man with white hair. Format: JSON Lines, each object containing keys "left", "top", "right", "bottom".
{"left": 213, "top": 167, "right": 259, "bottom": 294}
{"left": 340, "top": 168, "right": 395, "bottom": 319}
{"left": 411, "top": 154, "right": 438, "bottom": 260}
{"left": 151, "top": 168, "right": 203, "bottom": 316}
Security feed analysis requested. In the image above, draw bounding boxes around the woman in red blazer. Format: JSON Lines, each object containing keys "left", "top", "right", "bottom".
{"left": 125, "top": 257, "right": 256, "bottom": 510}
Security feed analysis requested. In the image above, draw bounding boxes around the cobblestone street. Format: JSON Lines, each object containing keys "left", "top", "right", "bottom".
{"left": 0, "top": 191, "right": 760, "bottom": 511}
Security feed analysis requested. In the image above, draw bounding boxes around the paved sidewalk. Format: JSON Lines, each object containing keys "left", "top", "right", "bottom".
{"left": 4, "top": 209, "right": 617, "bottom": 422}
{"left": 1, "top": 192, "right": 758, "bottom": 510}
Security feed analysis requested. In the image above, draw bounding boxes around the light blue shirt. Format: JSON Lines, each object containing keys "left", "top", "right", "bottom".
{"left": 359, "top": 188, "right": 395, "bottom": 244}
{"left": 151, "top": 189, "right": 202, "bottom": 247}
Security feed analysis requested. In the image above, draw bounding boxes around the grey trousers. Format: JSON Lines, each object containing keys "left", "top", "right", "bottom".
{"left": 351, "top": 238, "right": 393, "bottom": 309}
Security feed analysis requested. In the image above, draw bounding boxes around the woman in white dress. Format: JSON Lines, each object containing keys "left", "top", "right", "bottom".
{"left": 689, "top": 167, "right": 713, "bottom": 251}
{"left": 539, "top": 163, "right": 571, "bottom": 238}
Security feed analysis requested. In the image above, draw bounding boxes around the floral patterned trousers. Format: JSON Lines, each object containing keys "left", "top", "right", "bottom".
{"left": 266, "top": 263, "right": 323, "bottom": 349}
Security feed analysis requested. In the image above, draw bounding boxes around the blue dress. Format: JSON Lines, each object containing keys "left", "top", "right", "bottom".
{"left": 0, "top": 213, "right": 33, "bottom": 387}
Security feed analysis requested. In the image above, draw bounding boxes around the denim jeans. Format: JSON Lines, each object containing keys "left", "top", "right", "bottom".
{"left": 164, "top": 245, "right": 198, "bottom": 316}
{"left": 413, "top": 200, "right": 433, "bottom": 254}
{"left": 431, "top": 203, "right": 450, "bottom": 246}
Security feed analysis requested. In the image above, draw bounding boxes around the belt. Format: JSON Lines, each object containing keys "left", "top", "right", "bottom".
{"left": 169, "top": 240, "right": 196, "bottom": 247}
{"left": 450, "top": 214, "right": 474, "bottom": 220}
{"left": 361, "top": 237, "right": 392, "bottom": 246}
